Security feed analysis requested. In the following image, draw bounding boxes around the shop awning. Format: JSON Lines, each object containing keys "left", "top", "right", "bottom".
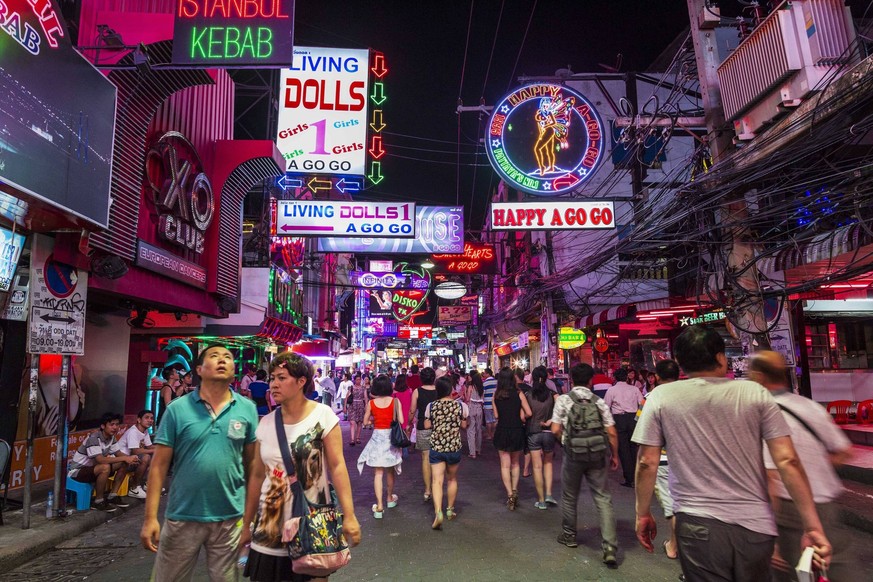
{"left": 575, "top": 304, "right": 636, "bottom": 328}
{"left": 492, "top": 318, "right": 532, "bottom": 341}
{"left": 756, "top": 224, "right": 873, "bottom": 276}
{"left": 804, "top": 299, "right": 873, "bottom": 318}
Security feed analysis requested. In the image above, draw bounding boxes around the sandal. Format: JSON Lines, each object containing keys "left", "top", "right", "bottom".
{"left": 432, "top": 510, "right": 443, "bottom": 530}
{"left": 387, "top": 494, "right": 398, "bottom": 509}
{"left": 446, "top": 506, "right": 456, "bottom": 520}
{"left": 372, "top": 504, "right": 383, "bottom": 519}
{"left": 507, "top": 490, "right": 518, "bottom": 511}
{"left": 423, "top": 492, "right": 432, "bottom": 502}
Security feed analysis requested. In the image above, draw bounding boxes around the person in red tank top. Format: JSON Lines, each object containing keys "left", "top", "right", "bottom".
{"left": 356, "top": 375, "right": 403, "bottom": 519}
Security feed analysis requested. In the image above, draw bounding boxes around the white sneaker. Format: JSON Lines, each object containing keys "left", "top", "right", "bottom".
{"left": 128, "top": 486, "right": 147, "bottom": 499}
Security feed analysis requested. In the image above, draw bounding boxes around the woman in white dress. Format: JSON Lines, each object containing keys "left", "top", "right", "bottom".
{"left": 356, "top": 375, "right": 403, "bottom": 519}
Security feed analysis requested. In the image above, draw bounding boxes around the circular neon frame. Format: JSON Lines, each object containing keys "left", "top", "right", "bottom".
{"left": 485, "top": 83, "right": 605, "bottom": 196}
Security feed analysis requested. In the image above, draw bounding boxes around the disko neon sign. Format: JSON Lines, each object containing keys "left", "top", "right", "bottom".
{"left": 486, "top": 83, "right": 604, "bottom": 195}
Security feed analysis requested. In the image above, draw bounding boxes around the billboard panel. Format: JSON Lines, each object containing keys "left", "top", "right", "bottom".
{"left": 277, "top": 200, "right": 415, "bottom": 237}
{"left": 277, "top": 46, "right": 370, "bottom": 175}
{"left": 490, "top": 201, "right": 615, "bottom": 230}
{"left": 318, "top": 206, "right": 463, "bottom": 254}
{"left": 0, "top": 0, "right": 116, "bottom": 228}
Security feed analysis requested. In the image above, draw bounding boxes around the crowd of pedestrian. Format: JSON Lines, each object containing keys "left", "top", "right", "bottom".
{"left": 97, "top": 322, "right": 856, "bottom": 581}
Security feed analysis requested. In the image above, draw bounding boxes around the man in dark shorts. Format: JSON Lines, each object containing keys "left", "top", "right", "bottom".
{"left": 68, "top": 412, "right": 139, "bottom": 511}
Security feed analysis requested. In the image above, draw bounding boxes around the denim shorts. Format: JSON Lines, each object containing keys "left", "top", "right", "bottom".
{"left": 526, "top": 431, "right": 556, "bottom": 453}
{"left": 484, "top": 409, "right": 496, "bottom": 424}
{"left": 429, "top": 450, "right": 462, "bottom": 465}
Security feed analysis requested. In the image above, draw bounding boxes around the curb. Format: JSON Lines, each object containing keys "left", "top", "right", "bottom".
{"left": 0, "top": 506, "right": 130, "bottom": 573}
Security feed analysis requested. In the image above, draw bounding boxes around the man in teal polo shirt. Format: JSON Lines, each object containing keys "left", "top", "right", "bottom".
{"left": 141, "top": 344, "right": 258, "bottom": 581}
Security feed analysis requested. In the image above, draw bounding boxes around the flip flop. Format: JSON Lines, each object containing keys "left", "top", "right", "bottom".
{"left": 663, "top": 540, "right": 678, "bottom": 559}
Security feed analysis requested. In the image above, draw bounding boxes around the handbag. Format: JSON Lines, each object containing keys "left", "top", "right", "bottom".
{"left": 274, "top": 410, "right": 351, "bottom": 577}
{"left": 389, "top": 399, "right": 412, "bottom": 448}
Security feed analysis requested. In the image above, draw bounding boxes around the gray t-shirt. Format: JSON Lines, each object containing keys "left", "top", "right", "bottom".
{"left": 632, "top": 377, "right": 790, "bottom": 536}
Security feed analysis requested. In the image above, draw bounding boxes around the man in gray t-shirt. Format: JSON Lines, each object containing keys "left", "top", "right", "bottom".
{"left": 632, "top": 325, "right": 831, "bottom": 581}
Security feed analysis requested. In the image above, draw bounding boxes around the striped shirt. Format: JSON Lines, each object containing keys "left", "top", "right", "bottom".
{"left": 483, "top": 377, "right": 497, "bottom": 410}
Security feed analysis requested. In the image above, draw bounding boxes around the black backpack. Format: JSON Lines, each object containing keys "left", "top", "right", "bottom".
{"left": 564, "top": 392, "right": 608, "bottom": 462}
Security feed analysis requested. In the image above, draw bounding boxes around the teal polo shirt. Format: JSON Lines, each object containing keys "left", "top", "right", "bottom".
{"left": 155, "top": 388, "right": 258, "bottom": 522}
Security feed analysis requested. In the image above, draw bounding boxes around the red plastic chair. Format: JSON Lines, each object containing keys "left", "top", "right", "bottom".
{"left": 827, "top": 400, "right": 853, "bottom": 425}
{"left": 857, "top": 400, "right": 873, "bottom": 425}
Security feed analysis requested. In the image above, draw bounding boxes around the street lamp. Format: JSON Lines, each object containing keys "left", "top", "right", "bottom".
{"left": 420, "top": 259, "right": 435, "bottom": 269}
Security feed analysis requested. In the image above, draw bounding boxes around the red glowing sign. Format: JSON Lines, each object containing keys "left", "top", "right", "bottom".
{"left": 398, "top": 325, "right": 432, "bottom": 339}
{"left": 432, "top": 243, "right": 497, "bottom": 275}
{"left": 172, "top": 0, "right": 295, "bottom": 67}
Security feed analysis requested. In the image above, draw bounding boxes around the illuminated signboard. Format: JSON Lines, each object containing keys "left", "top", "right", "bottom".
{"left": 277, "top": 46, "right": 370, "bottom": 175}
{"left": 276, "top": 200, "right": 415, "bottom": 237}
{"left": 391, "top": 263, "right": 430, "bottom": 322}
{"left": 680, "top": 311, "right": 726, "bottom": 326}
{"left": 398, "top": 325, "right": 432, "bottom": 339}
{"left": 0, "top": 0, "right": 116, "bottom": 228}
{"left": 432, "top": 243, "right": 497, "bottom": 275}
{"left": 351, "top": 271, "right": 404, "bottom": 288}
{"left": 485, "top": 83, "right": 605, "bottom": 195}
{"left": 438, "top": 305, "right": 472, "bottom": 326}
{"left": 490, "top": 201, "right": 615, "bottom": 231}
{"left": 0, "top": 227, "right": 25, "bottom": 292}
{"left": 172, "top": 0, "right": 294, "bottom": 66}
{"left": 318, "top": 206, "right": 463, "bottom": 254}
{"left": 558, "top": 327, "right": 587, "bottom": 350}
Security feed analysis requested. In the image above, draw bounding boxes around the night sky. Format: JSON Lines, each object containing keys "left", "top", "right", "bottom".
{"left": 292, "top": 1, "right": 691, "bottom": 230}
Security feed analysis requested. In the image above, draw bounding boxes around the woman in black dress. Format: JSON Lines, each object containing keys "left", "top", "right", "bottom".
{"left": 492, "top": 367, "right": 532, "bottom": 510}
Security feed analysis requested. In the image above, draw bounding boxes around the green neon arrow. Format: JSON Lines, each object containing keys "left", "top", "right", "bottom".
{"left": 370, "top": 82, "right": 386, "bottom": 106}
{"left": 368, "top": 161, "right": 384, "bottom": 185}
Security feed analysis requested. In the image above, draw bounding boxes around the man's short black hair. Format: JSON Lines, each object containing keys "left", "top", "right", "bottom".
{"left": 570, "top": 363, "right": 594, "bottom": 387}
{"left": 514, "top": 368, "right": 525, "bottom": 381}
{"left": 674, "top": 325, "right": 725, "bottom": 373}
{"left": 136, "top": 409, "right": 153, "bottom": 419}
{"left": 420, "top": 366, "right": 436, "bottom": 384}
{"left": 196, "top": 343, "right": 230, "bottom": 367}
{"left": 371, "top": 374, "right": 393, "bottom": 397}
{"left": 655, "top": 360, "right": 680, "bottom": 382}
{"left": 748, "top": 355, "right": 787, "bottom": 385}
{"left": 100, "top": 412, "right": 122, "bottom": 426}
{"left": 613, "top": 368, "right": 628, "bottom": 382}
{"left": 410, "top": 364, "right": 419, "bottom": 374}
{"left": 484, "top": 368, "right": 494, "bottom": 376}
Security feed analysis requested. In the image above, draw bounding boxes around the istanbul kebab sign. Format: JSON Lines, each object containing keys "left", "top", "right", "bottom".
{"left": 172, "top": 0, "right": 295, "bottom": 66}
{"left": 490, "top": 201, "right": 615, "bottom": 231}
{"left": 485, "top": 83, "right": 605, "bottom": 196}
{"left": 276, "top": 200, "right": 415, "bottom": 238}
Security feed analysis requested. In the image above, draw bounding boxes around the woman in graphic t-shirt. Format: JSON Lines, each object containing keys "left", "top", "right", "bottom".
{"left": 424, "top": 375, "right": 469, "bottom": 530}
{"left": 241, "top": 353, "right": 361, "bottom": 582}
{"left": 356, "top": 375, "right": 403, "bottom": 519}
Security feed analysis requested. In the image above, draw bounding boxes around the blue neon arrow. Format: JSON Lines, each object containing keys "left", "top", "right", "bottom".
{"left": 335, "top": 178, "right": 362, "bottom": 194}
{"left": 277, "top": 175, "right": 304, "bottom": 190}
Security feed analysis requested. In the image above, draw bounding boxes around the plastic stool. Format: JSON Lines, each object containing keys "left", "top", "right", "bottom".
{"left": 106, "top": 473, "right": 130, "bottom": 497}
{"left": 65, "top": 476, "right": 94, "bottom": 511}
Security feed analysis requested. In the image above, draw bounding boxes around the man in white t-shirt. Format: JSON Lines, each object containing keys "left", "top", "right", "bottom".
{"left": 633, "top": 326, "right": 831, "bottom": 581}
{"left": 337, "top": 373, "right": 353, "bottom": 414}
{"left": 117, "top": 409, "right": 156, "bottom": 499}
{"left": 749, "top": 350, "right": 856, "bottom": 582}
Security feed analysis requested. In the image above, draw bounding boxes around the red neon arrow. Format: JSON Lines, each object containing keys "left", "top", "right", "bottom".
{"left": 371, "top": 52, "right": 388, "bottom": 78}
{"left": 369, "top": 135, "right": 385, "bottom": 159}
{"left": 552, "top": 174, "right": 580, "bottom": 190}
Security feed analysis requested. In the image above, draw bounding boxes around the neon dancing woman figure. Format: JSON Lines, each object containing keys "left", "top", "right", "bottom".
{"left": 533, "top": 96, "right": 575, "bottom": 175}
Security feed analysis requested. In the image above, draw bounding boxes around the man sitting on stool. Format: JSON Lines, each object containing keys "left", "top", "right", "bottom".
{"left": 117, "top": 409, "right": 156, "bottom": 499}
{"left": 68, "top": 412, "right": 138, "bottom": 511}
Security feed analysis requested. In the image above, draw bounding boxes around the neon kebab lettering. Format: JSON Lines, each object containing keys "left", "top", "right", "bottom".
{"left": 0, "top": 0, "right": 65, "bottom": 55}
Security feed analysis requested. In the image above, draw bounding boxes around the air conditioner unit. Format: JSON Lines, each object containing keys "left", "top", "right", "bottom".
{"left": 717, "top": 0, "right": 855, "bottom": 140}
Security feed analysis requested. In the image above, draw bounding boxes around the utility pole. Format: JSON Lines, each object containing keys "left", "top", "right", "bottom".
{"left": 686, "top": 0, "right": 770, "bottom": 350}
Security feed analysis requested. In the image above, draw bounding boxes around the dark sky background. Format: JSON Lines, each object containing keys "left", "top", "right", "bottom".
{"left": 292, "top": 1, "right": 691, "bottom": 230}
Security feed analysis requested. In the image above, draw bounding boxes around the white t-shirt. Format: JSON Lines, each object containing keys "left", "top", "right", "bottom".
{"left": 337, "top": 380, "right": 353, "bottom": 402}
{"left": 117, "top": 425, "right": 152, "bottom": 455}
{"left": 250, "top": 405, "right": 340, "bottom": 557}
{"left": 762, "top": 391, "right": 851, "bottom": 504}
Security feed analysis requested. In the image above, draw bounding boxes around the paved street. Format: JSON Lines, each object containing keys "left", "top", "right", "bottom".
{"left": 2, "top": 422, "right": 871, "bottom": 582}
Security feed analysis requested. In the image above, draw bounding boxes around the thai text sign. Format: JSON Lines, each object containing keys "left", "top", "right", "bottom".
{"left": 490, "top": 201, "right": 615, "bottom": 230}
{"left": 317, "top": 206, "right": 463, "bottom": 254}
{"left": 486, "top": 83, "right": 605, "bottom": 195}
{"left": 277, "top": 46, "right": 370, "bottom": 174}
{"left": 276, "top": 200, "right": 415, "bottom": 237}
{"left": 172, "top": 0, "right": 295, "bottom": 66}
